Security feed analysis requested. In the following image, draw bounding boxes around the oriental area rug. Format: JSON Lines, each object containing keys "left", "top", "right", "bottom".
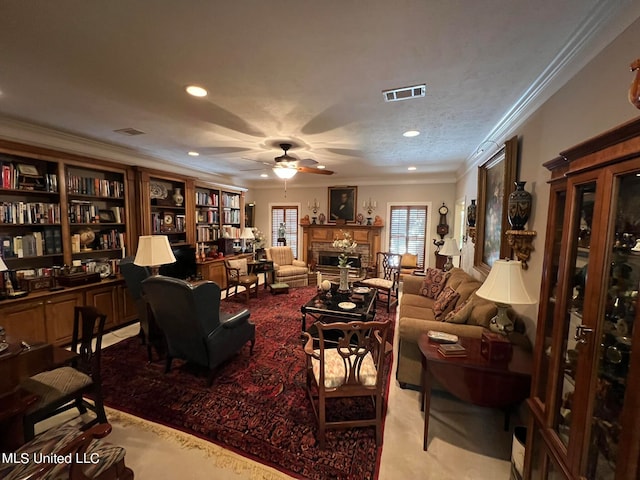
{"left": 99, "top": 286, "right": 395, "bottom": 480}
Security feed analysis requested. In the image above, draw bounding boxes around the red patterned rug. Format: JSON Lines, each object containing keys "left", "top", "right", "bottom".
{"left": 99, "top": 286, "right": 395, "bottom": 480}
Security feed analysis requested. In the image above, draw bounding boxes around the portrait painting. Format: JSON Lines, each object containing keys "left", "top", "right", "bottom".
{"left": 328, "top": 186, "right": 357, "bottom": 223}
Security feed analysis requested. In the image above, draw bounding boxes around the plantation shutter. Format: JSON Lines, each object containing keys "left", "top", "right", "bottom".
{"left": 271, "top": 206, "right": 299, "bottom": 258}
{"left": 389, "top": 205, "right": 427, "bottom": 267}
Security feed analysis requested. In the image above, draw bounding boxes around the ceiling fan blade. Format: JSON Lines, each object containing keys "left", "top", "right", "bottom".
{"left": 297, "top": 166, "right": 334, "bottom": 175}
{"left": 297, "top": 158, "right": 318, "bottom": 167}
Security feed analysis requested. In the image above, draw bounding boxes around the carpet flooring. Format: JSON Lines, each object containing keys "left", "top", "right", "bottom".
{"left": 99, "top": 286, "right": 394, "bottom": 480}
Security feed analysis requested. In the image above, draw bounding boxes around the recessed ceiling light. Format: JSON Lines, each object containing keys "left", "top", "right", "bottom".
{"left": 403, "top": 130, "right": 420, "bottom": 137}
{"left": 188, "top": 151, "right": 199, "bottom": 156}
{"left": 317, "top": 165, "right": 326, "bottom": 169}
{"left": 185, "top": 85, "right": 207, "bottom": 97}
{"left": 408, "top": 166, "right": 417, "bottom": 171}
{"left": 260, "top": 173, "right": 268, "bottom": 178}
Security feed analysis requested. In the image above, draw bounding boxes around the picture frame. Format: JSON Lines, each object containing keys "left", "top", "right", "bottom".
{"left": 474, "top": 136, "right": 518, "bottom": 275}
{"left": 17, "top": 163, "right": 41, "bottom": 177}
{"left": 328, "top": 186, "right": 357, "bottom": 223}
{"left": 98, "top": 209, "right": 116, "bottom": 223}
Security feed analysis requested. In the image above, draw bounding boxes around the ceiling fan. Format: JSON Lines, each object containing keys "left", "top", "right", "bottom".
{"left": 271, "top": 143, "right": 334, "bottom": 178}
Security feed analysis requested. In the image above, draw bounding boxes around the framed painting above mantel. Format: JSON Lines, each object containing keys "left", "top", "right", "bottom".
{"left": 474, "top": 136, "right": 518, "bottom": 276}
{"left": 328, "top": 186, "right": 357, "bottom": 223}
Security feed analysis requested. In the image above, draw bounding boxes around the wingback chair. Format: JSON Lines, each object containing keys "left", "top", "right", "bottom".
{"left": 119, "top": 256, "right": 165, "bottom": 361}
{"left": 141, "top": 276, "right": 255, "bottom": 385}
{"left": 266, "top": 246, "right": 309, "bottom": 287}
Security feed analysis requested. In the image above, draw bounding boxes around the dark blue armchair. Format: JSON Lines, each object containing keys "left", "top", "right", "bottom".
{"left": 141, "top": 276, "right": 255, "bottom": 385}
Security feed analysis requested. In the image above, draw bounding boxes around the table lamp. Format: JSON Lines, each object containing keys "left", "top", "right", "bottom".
{"left": 134, "top": 235, "right": 176, "bottom": 275}
{"left": 437, "top": 237, "right": 460, "bottom": 271}
{"left": 240, "top": 227, "right": 255, "bottom": 253}
{"left": 475, "top": 259, "right": 536, "bottom": 335}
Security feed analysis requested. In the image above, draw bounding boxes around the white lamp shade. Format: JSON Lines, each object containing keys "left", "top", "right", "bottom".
{"left": 475, "top": 259, "right": 536, "bottom": 305}
{"left": 0, "top": 257, "right": 7, "bottom": 272}
{"left": 273, "top": 166, "right": 297, "bottom": 179}
{"left": 134, "top": 235, "right": 176, "bottom": 267}
{"left": 438, "top": 237, "right": 460, "bottom": 257}
{"left": 240, "top": 227, "right": 255, "bottom": 240}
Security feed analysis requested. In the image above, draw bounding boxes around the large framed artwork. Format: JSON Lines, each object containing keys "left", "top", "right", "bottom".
{"left": 474, "top": 136, "right": 518, "bottom": 275}
{"left": 328, "top": 186, "right": 357, "bottom": 223}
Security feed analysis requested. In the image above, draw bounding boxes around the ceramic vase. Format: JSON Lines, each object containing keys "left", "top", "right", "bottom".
{"left": 173, "top": 187, "right": 184, "bottom": 207}
{"left": 338, "top": 266, "right": 350, "bottom": 293}
{"left": 507, "top": 181, "right": 531, "bottom": 230}
{"left": 318, "top": 213, "right": 326, "bottom": 225}
{"left": 467, "top": 199, "right": 476, "bottom": 227}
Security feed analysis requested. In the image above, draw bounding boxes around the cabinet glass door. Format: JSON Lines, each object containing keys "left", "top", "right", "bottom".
{"left": 553, "top": 182, "right": 595, "bottom": 447}
{"left": 582, "top": 171, "right": 640, "bottom": 478}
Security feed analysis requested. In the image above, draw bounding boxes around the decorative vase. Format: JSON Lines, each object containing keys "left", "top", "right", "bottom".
{"left": 467, "top": 199, "right": 477, "bottom": 227}
{"left": 173, "top": 187, "right": 184, "bottom": 207}
{"left": 338, "top": 266, "right": 350, "bottom": 293}
{"left": 507, "top": 181, "right": 532, "bottom": 230}
{"left": 318, "top": 213, "right": 326, "bottom": 225}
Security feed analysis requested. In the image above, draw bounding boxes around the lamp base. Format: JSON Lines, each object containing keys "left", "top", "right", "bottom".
{"left": 489, "top": 303, "right": 513, "bottom": 335}
{"left": 443, "top": 256, "right": 453, "bottom": 271}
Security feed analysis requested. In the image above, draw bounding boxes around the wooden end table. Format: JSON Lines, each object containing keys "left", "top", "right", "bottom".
{"left": 418, "top": 333, "right": 532, "bottom": 451}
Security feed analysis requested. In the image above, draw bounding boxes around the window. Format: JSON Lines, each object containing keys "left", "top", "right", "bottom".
{"left": 271, "top": 206, "right": 299, "bottom": 258}
{"left": 389, "top": 205, "right": 427, "bottom": 267}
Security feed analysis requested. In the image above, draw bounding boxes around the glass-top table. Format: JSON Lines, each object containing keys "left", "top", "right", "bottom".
{"left": 300, "top": 287, "right": 377, "bottom": 331}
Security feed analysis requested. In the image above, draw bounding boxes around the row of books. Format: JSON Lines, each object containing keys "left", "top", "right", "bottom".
{"left": 196, "top": 225, "right": 220, "bottom": 242}
{"left": 222, "top": 225, "right": 243, "bottom": 239}
{"left": 1, "top": 202, "right": 62, "bottom": 225}
{"left": 196, "top": 209, "right": 220, "bottom": 224}
{"left": 437, "top": 343, "right": 467, "bottom": 357}
{"left": 222, "top": 208, "right": 241, "bottom": 224}
{"left": 221, "top": 192, "right": 240, "bottom": 208}
{"left": 67, "top": 174, "right": 125, "bottom": 198}
{"left": 195, "top": 191, "right": 219, "bottom": 206}
{"left": 68, "top": 202, "right": 124, "bottom": 224}
{"left": 2, "top": 229, "right": 63, "bottom": 257}
{"left": 71, "top": 230, "right": 125, "bottom": 253}
{"left": 1, "top": 162, "right": 59, "bottom": 192}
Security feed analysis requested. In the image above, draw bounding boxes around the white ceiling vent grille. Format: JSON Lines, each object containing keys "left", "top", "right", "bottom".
{"left": 114, "top": 127, "right": 146, "bottom": 136}
{"left": 382, "top": 84, "right": 426, "bottom": 102}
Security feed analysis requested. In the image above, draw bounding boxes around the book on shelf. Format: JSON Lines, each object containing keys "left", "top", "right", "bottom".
{"left": 437, "top": 343, "right": 467, "bottom": 357}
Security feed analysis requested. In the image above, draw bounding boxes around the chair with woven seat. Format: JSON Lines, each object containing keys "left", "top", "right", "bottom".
{"left": 141, "top": 276, "right": 255, "bottom": 385}
{"left": 357, "top": 252, "right": 402, "bottom": 312}
{"left": 224, "top": 257, "right": 259, "bottom": 302}
{"left": 266, "top": 246, "right": 309, "bottom": 287}
{"left": 302, "top": 320, "right": 390, "bottom": 449}
{"left": 21, "top": 306, "right": 108, "bottom": 441}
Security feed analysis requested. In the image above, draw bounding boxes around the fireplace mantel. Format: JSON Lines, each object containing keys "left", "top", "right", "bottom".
{"left": 301, "top": 224, "right": 383, "bottom": 267}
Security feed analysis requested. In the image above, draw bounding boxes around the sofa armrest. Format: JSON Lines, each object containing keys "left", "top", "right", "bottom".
{"left": 402, "top": 274, "right": 424, "bottom": 295}
{"left": 399, "top": 316, "right": 485, "bottom": 343}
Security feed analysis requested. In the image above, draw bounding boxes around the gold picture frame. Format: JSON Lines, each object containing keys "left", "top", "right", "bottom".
{"left": 328, "top": 186, "right": 357, "bottom": 223}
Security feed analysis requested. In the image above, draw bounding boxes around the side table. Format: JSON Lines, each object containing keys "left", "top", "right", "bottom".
{"left": 418, "top": 333, "right": 531, "bottom": 451}
{"left": 248, "top": 260, "right": 274, "bottom": 289}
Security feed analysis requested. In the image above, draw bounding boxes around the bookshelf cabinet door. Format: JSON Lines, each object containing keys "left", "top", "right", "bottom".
{"left": 44, "top": 292, "right": 84, "bottom": 346}
{"left": 2, "top": 300, "right": 46, "bottom": 343}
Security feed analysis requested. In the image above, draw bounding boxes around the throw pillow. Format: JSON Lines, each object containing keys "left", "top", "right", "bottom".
{"left": 420, "top": 267, "right": 449, "bottom": 299}
{"left": 467, "top": 297, "right": 498, "bottom": 328}
{"left": 444, "top": 295, "right": 475, "bottom": 324}
{"left": 433, "top": 286, "right": 460, "bottom": 320}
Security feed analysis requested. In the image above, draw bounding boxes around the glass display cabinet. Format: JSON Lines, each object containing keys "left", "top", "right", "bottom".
{"left": 525, "top": 118, "right": 640, "bottom": 480}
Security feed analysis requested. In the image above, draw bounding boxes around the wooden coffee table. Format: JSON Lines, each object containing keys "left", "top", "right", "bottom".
{"left": 418, "top": 333, "right": 532, "bottom": 451}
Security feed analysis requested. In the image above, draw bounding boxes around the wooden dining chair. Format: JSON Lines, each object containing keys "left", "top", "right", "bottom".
{"left": 357, "top": 252, "right": 402, "bottom": 312}
{"left": 21, "top": 306, "right": 108, "bottom": 441}
{"left": 224, "top": 258, "right": 259, "bottom": 303}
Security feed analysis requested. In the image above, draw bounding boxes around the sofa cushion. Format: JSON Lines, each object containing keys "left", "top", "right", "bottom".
{"left": 454, "top": 280, "right": 483, "bottom": 306}
{"left": 433, "top": 286, "right": 460, "bottom": 320}
{"left": 467, "top": 297, "right": 498, "bottom": 328}
{"left": 445, "top": 295, "right": 475, "bottom": 324}
{"left": 420, "top": 267, "right": 449, "bottom": 299}
{"left": 400, "top": 303, "right": 437, "bottom": 321}
{"left": 445, "top": 268, "right": 469, "bottom": 290}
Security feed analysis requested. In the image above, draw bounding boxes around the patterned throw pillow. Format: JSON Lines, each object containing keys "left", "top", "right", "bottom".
{"left": 420, "top": 267, "right": 449, "bottom": 299}
{"left": 433, "top": 286, "right": 460, "bottom": 320}
{"left": 445, "top": 295, "right": 475, "bottom": 324}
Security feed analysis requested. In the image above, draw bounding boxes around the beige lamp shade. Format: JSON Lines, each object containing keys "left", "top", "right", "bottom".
{"left": 134, "top": 235, "right": 176, "bottom": 268}
{"left": 438, "top": 237, "right": 460, "bottom": 257}
{"left": 240, "top": 227, "right": 255, "bottom": 240}
{"left": 0, "top": 257, "right": 7, "bottom": 272}
{"left": 475, "top": 259, "right": 536, "bottom": 305}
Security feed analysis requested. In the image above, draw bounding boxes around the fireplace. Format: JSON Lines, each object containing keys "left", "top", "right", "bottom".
{"left": 318, "top": 251, "right": 361, "bottom": 268}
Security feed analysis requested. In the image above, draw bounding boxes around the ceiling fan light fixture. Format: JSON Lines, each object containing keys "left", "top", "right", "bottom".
{"left": 273, "top": 166, "right": 297, "bottom": 179}
{"left": 317, "top": 165, "right": 326, "bottom": 169}
{"left": 185, "top": 85, "right": 208, "bottom": 97}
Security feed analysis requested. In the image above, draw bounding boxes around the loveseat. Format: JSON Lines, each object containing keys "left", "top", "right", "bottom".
{"left": 397, "top": 267, "right": 498, "bottom": 388}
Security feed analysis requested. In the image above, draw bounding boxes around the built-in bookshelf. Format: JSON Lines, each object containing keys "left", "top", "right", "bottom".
{"left": 195, "top": 185, "right": 221, "bottom": 251}
{"left": 221, "top": 190, "right": 242, "bottom": 254}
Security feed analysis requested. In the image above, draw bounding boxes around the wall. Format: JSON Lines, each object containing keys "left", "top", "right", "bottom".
{"left": 246, "top": 182, "right": 456, "bottom": 268}
{"left": 457, "top": 17, "right": 640, "bottom": 343}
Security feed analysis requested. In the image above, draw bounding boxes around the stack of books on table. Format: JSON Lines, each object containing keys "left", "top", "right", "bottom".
{"left": 437, "top": 343, "right": 467, "bottom": 357}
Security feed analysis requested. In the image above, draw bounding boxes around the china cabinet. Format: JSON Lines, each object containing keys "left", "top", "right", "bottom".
{"left": 525, "top": 118, "right": 640, "bottom": 479}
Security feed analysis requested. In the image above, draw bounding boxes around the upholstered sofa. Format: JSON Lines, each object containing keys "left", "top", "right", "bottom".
{"left": 397, "top": 268, "right": 499, "bottom": 388}
{"left": 266, "top": 246, "right": 309, "bottom": 287}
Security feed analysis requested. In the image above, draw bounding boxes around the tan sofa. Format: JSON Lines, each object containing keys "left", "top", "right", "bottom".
{"left": 397, "top": 268, "right": 498, "bottom": 388}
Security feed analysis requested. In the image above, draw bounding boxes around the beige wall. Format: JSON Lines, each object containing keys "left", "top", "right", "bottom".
{"left": 247, "top": 182, "right": 456, "bottom": 267}
{"left": 457, "top": 17, "right": 640, "bottom": 343}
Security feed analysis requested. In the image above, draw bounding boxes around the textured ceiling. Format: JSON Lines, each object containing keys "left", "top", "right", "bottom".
{"left": 0, "top": 1, "right": 638, "bottom": 187}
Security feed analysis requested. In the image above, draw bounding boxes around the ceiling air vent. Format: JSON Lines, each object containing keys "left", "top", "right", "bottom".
{"left": 382, "top": 84, "right": 426, "bottom": 102}
{"left": 114, "top": 127, "right": 146, "bottom": 136}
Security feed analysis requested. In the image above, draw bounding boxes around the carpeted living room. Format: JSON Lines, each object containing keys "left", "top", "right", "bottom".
{"left": 2, "top": 2, "right": 640, "bottom": 480}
